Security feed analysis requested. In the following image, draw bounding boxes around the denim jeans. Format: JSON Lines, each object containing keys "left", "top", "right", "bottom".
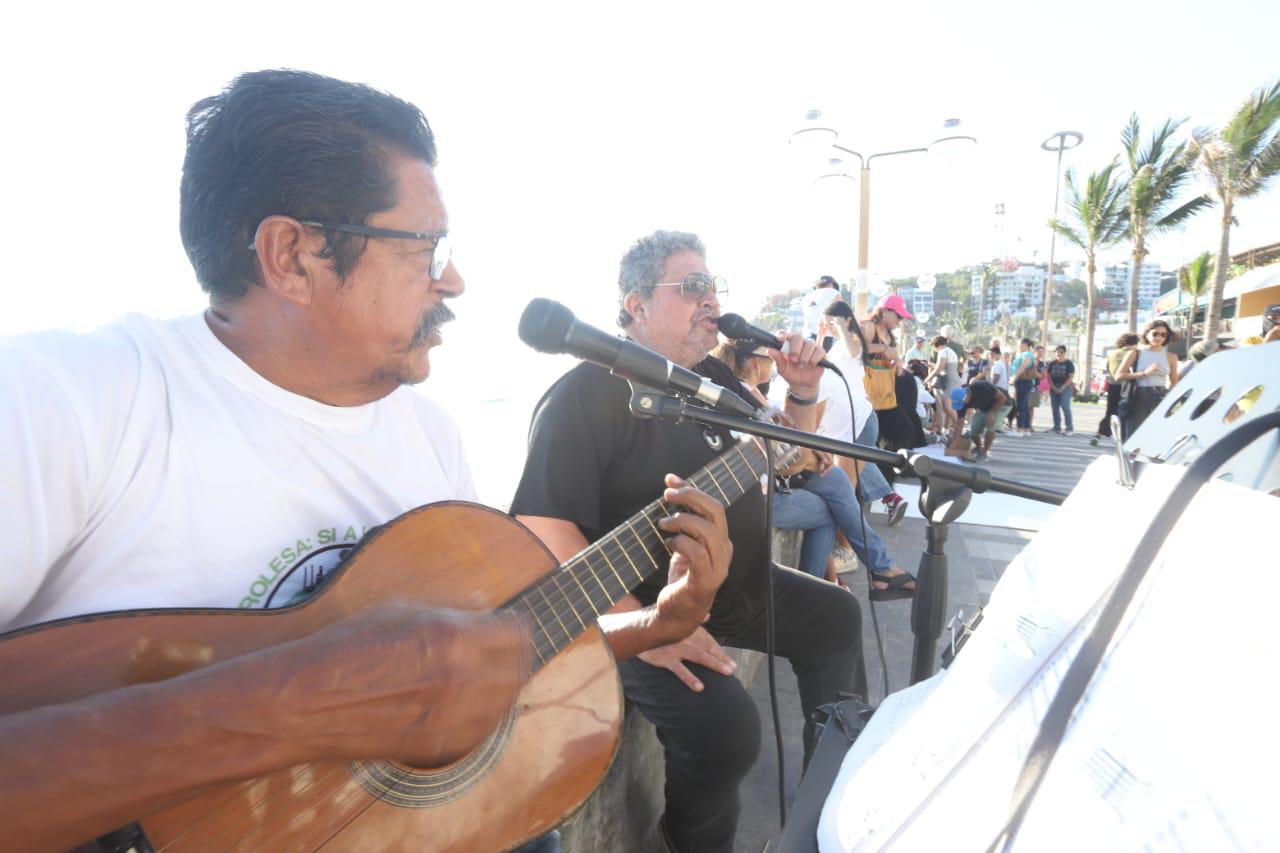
{"left": 1050, "top": 387, "right": 1074, "bottom": 431}
{"left": 800, "top": 467, "right": 893, "bottom": 575}
{"left": 1014, "top": 378, "right": 1034, "bottom": 429}
{"left": 853, "top": 415, "right": 892, "bottom": 502}
{"left": 771, "top": 489, "right": 837, "bottom": 578}
{"left": 772, "top": 467, "right": 894, "bottom": 577}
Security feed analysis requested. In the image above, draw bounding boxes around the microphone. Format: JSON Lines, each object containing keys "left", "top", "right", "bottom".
{"left": 518, "top": 298, "right": 758, "bottom": 419}
{"left": 717, "top": 313, "right": 842, "bottom": 374}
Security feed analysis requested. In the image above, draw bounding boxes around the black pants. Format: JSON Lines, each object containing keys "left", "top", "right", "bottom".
{"left": 1096, "top": 381, "right": 1120, "bottom": 437}
{"left": 618, "top": 565, "right": 866, "bottom": 853}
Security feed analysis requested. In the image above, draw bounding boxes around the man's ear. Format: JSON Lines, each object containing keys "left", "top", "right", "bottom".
{"left": 624, "top": 291, "right": 647, "bottom": 324}
{"left": 250, "top": 216, "right": 321, "bottom": 308}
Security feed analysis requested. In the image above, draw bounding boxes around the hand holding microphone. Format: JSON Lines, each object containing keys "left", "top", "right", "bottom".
{"left": 715, "top": 314, "right": 842, "bottom": 376}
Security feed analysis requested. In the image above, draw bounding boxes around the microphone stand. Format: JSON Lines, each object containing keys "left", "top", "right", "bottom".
{"left": 627, "top": 386, "right": 1066, "bottom": 685}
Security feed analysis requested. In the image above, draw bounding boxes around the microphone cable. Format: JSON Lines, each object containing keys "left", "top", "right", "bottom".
{"left": 762, "top": 436, "right": 786, "bottom": 828}
{"left": 836, "top": 372, "right": 892, "bottom": 703}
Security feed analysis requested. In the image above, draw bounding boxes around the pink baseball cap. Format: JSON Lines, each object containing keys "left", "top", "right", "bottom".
{"left": 876, "top": 293, "right": 915, "bottom": 320}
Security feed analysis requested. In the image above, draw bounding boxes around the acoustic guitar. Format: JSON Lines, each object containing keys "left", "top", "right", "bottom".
{"left": 0, "top": 434, "right": 784, "bottom": 852}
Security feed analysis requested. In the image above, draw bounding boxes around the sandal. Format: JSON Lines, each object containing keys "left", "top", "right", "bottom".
{"left": 870, "top": 570, "right": 917, "bottom": 601}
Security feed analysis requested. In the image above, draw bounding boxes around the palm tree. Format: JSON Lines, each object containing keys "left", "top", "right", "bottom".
{"left": 1188, "top": 79, "right": 1280, "bottom": 344}
{"left": 1049, "top": 161, "right": 1128, "bottom": 403}
{"left": 1120, "top": 114, "right": 1213, "bottom": 332}
{"left": 1178, "top": 251, "right": 1214, "bottom": 346}
{"left": 976, "top": 263, "right": 998, "bottom": 346}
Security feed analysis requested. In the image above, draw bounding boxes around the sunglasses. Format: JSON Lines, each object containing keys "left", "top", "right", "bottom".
{"left": 650, "top": 272, "right": 729, "bottom": 300}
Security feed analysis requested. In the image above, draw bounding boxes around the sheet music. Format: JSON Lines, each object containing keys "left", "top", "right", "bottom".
{"left": 818, "top": 458, "right": 1280, "bottom": 851}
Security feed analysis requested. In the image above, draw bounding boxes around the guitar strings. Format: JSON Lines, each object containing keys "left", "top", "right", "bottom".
{"left": 506, "top": 441, "right": 768, "bottom": 663}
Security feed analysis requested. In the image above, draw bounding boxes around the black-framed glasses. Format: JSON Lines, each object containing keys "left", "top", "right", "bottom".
{"left": 650, "top": 272, "right": 728, "bottom": 301}
{"left": 300, "top": 220, "right": 452, "bottom": 280}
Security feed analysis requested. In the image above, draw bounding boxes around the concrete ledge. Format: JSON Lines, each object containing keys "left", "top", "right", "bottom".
{"left": 556, "top": 528, "right": 803, "bottom": 850}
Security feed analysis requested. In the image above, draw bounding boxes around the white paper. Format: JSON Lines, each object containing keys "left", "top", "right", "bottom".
{"left": 818, "top": 458, "right": 1280, "bottom": 852}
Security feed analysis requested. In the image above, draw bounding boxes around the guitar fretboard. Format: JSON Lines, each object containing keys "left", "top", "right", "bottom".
{"left": 504, "top": 436, "right": 770, "bottom": 671}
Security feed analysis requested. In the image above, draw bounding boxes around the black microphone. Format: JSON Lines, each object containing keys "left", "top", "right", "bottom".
{"left": 717, "top": 313, "right": 842, "bottom": 374}
{"left": 518, "top": 298, "right": 758, "bottom": 419}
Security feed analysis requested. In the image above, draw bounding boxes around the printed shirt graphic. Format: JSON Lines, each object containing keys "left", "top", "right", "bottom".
{"left": 1, "top": 313, "right": 475, "bottom": 630}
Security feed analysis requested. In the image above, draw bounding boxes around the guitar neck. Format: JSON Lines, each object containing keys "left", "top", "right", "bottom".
{"left": 504, "top": 436, "right": 769, "bottom": 672}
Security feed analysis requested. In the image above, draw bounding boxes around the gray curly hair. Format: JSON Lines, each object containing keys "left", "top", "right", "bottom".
{"left": 616, "top": 230, "right": 705, "bottom": 328}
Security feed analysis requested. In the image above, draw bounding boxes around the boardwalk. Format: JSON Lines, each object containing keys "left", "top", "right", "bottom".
{"left": 735, "top": 399, "right": 1113, "bottom": 852}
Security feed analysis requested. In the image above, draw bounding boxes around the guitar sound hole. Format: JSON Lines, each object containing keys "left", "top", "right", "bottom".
{"left": 348, "top": 706, "right": 519, "bottom": 808}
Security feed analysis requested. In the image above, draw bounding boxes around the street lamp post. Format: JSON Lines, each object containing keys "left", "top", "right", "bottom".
{"left": 1039, "top": 130, "right": 1084, "bottom": 343}
{"left": 791, "top": 123, "right": 976, "bottom": 317}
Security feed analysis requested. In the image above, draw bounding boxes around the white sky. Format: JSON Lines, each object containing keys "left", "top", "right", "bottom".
{"left": 3, "top": 0, "right": 1278, "bottom": 409}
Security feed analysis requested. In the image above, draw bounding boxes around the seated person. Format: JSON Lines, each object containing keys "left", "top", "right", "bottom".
{"left": 511, "top": 230, "right": 866, "bottom": 853}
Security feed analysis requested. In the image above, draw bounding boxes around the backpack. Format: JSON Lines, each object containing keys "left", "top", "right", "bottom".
{"left": 1016, "top": 353, "right": 1037, "bottom": 381}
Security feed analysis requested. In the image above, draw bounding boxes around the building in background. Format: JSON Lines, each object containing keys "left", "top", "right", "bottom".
{"left": 970, "top": 264, "right": 1064, "bottom": 319}
{"left": 894, "top": 285, "right": 933, "bottom": 319}
{"left": 1102, "top": 261, "right": 1164, "bottom": 312}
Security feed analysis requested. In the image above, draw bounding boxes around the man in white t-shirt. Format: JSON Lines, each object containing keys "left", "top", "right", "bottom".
{"left": 0, "top": 70, "right": 730, "bottom": 852}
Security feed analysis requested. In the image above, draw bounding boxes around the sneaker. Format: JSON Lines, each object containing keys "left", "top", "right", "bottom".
{"left": 1065, "top": 430, "right": 1074, "bottom": 436}
{"left": 973, "top": 451, "right": 989, "bottom": 463}
{"left": 882, "top": 493, "right": 908, "bottom": 526}
{"left": 1090, "top": 436, "right": 1099, "bottom": 446}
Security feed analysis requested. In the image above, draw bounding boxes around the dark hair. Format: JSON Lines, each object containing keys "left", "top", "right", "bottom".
{"left": 180, "top": 69, "right": 438, "bottom": 302}
{"left": 1140, "top": 319, "right": 1178, "bottom": 344}
{"left": 1055, "top": 345, "right": 1067, "bottom": 353}
{"left": 822, "top": 299, "right": 871, "bottom": 364}
{"left": 1020, "top": 337, "right": 1035, "bottom": 347}
{"left": 1116, "top": 332, "right": 1140, "bottom": 348}
{"left": 931, "top": 335, "right": 949, "bottom": 348}
{"left": 906, "top": 359, "right": 929, "bottom": 380}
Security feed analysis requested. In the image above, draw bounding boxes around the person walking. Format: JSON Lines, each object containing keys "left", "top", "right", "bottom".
{"left": 1009, "top": 338, "right": 1037, "bottom": 436}
{"left": 1092, "top": 333, "right": 1139, "bottom": 446}
{"left": 1046, "top": 345, "right": 1076, "bottom": 434}
{"left": 1115, "top": 320, "right": 1180, "bottom": 440}
{"left": 926, "top": 334, "right": 962, "bottom": 436}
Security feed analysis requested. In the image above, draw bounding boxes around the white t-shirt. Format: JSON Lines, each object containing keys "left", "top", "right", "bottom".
{"left": 817, "top": 349, "right": 873, "bottom": 443}
{"left": 989, "top": 357, "right": 1009, "bottom": 391}
{"left": 802, "top": 287, "right": 841, "bottom": 338}
{"left": 0, "top": 313, "right": 475, "bottom": 631}
{"left": 915, "top": 378, "right": 935, "bottom": 419}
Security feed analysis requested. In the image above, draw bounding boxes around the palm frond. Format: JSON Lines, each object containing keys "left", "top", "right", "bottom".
{"left": 1049, "top": 218, "right": 1086, "bottom": 250}
{"left": 1222, "top": 79, "right": 1280, "bottom": 163}
{"left": 1240, "top": 124, "right": 1280, "bottom": 197}
{"left": 1152, "top": 194, "right": 1214, "bottom": 231}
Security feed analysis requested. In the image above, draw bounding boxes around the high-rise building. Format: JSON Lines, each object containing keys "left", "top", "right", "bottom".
{"left": 1103, "top": 261, "right": 1163, "bottom": 310}
{"left": 970, "top": 264, "right": 1053, "bottom": 319}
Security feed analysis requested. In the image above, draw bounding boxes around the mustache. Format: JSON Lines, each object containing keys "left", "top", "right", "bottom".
{"left": 409, "top": 302, "right": 456, "bottom": 348}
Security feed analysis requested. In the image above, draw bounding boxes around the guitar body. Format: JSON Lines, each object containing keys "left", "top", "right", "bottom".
{"left": 0, "top": 503, "right": 623, "bottom": 852}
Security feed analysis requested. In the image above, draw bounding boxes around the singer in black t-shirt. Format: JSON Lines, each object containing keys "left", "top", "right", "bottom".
{"left": 510, "top": 230, "right": 866, "bottom": 853}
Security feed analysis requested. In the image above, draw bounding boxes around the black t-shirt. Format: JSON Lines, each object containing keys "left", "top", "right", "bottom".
{"left": 509, "top": 356, "right": 769, "bottom": 637}
{"left": 1047, "top": 359, "right": 1075, "bottom": 387}
{"left": 964, "top": 380, "right": 999, "bottom": 413}
{"left": 964, "top": 357, "right": 989, "bottom": 384}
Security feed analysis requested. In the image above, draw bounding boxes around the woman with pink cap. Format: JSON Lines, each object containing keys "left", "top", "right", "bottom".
{"left": 860, "top": 294, "right": 919, "bottom": 458}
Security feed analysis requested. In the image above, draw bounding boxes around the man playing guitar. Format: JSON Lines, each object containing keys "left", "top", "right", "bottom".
{"left": 0, "top": 71, "right": 731, "bottom": 851}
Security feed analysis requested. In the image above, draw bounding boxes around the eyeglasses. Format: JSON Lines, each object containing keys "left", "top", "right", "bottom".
{"left": 247, "top": 218, "right": 452, "bottom": 280}
{"left": 650, "top": 272, "right": 729, "bottom": 301}
{"left": 1148, "top": 331, "right": 1168, "bottom": 339}
{"left": 301, "top": 220, "right": 452, "bottom": 280}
